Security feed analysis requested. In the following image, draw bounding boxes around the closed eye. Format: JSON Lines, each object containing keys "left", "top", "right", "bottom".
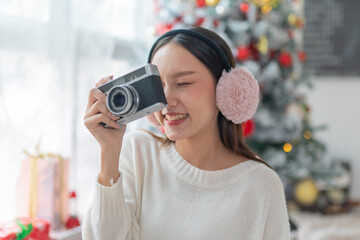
{"left": 177, "top": 82, "right": 193, "bottom": 86}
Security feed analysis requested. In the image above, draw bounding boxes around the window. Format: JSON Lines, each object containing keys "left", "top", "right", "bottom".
{"left": 0, "top": 0, "right": 153, "bottom": 222}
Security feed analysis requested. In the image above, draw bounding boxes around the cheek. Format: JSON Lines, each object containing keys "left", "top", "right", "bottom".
{"left": 190, "top": 84, "right": 216, "bottom": 107}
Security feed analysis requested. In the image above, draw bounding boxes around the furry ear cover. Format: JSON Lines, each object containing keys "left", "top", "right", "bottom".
{"left": 216, "top": 66, "right": 259, "bottom": 124}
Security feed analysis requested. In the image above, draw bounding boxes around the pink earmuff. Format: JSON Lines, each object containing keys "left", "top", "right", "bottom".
{"left": 216, "top": 66, "right": 259, "bottom": 124}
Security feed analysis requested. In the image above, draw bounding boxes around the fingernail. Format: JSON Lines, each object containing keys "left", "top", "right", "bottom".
{"left": 112, "top": 114, "right": 119, "bottom": 120}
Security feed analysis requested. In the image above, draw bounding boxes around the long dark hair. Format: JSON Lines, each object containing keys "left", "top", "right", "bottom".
{"left": 148, "top": 27, "right": 271, "bottom": 169}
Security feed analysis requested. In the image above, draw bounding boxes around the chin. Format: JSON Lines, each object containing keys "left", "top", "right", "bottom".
{"left": 164, "top": 130, "right": 186, "bottom": 142}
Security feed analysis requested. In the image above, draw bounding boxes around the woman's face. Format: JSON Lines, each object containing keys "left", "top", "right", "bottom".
{"left": 152, "top": 42, "right": 219, "bottom": 141}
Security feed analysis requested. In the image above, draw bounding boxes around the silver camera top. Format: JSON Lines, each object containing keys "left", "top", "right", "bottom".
{"left": 98, "top": 64, "right": 159, "bottom": 93}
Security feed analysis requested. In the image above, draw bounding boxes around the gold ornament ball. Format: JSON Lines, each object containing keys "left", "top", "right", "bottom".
{"left": 261, "top": 4, "right": 272, "bottom": 14}
{"left": 205, "top": 0, "right": 221, "bottom": 6}
{"left": 295, "top": 179, "right": 319, "bottom": 206}
{"left": 283, "top": 143, "right": 293, "bottom": 152}
{"left": 288, "top": 13, "right": 297, "bottom": 26}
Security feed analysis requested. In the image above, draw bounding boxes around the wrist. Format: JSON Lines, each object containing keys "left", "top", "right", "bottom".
{"left": 99, "top": 147, "right": 121, "bottom": 186}
{"left": 98, "top": 171, "right": 120, "bottom": 187}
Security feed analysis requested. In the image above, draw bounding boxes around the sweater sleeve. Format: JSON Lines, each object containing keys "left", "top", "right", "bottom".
{"left": 82, "top": 141, "right": 141, "bottom": 240}
{"left": 262, "top": 170, "right": 291, "bottom": 240}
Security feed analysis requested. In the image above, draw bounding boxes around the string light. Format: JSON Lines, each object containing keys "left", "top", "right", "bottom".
{"left": 261, "top": 4, "right": 272, "bottom": 14}
{"left": 205, "top": 0, "right": 220, "bottom": 6}
{"left": 283, "top": 143, "right": 292, "bottom": 152}
{"left": 303, "top": 130, "right": 312, "bottom": 140}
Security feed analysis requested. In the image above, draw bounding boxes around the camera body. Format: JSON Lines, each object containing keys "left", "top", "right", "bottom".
{"left": 98, "top": 64, "right": 167, "bottom": 126}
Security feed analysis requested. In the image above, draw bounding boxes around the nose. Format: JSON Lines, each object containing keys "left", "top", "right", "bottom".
{"left": 163, "top": 85, "right": 178, "bottom": 108}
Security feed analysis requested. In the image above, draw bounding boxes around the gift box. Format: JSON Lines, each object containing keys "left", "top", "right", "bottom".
{"left": 15, "top": 152, "right": 69, "bottom": 230}
{"left": 0, "top": 218, "right": 50, "bottom": 240}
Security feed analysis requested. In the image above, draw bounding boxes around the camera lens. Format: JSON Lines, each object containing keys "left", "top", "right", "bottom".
{"left": 107, "top": 85, "right": 139, "bottom": 116}
{"left": 113, "top": 92, "right": 126, "bottom": 108}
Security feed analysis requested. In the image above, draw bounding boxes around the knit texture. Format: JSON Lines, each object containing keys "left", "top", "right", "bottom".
{"left": 82, "top": 130, "right": 291, "bottom": 240}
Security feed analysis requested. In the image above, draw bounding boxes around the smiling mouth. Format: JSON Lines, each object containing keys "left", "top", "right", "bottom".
{"left": 164, "top": 113, "right": 189, "bottom": 121}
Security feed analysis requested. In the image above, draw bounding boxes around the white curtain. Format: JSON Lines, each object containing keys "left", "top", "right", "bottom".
{"left": 0, "top": 0, "right": 153, "bottom": 222}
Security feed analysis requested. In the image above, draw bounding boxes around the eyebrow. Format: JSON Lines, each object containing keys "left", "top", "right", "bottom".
{"left": 172, "top": 71, "right": 196, "bottom": 78}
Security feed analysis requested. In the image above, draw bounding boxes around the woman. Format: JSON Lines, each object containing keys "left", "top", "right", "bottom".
{"left": 82, "top": 27, "right": 291, "bottom": 239}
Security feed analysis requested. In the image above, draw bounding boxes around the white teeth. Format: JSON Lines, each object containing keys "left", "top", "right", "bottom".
{"left": 165, "top": 114, "right": 188, "bottom": 121}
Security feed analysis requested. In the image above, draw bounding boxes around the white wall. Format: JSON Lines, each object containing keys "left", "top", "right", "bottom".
{"left": 305, "top": 76, "right": 360, "bottom": 199}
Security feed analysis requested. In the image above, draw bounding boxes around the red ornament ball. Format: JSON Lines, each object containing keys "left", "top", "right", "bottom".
{"left": 236, "top": 45, "right": 251, "bottom": 61}
{"left": 242, "top": 119, "right": 255, "bottom": 138}
{"left": 239, "top": 3, "right": 249, "bottom": 13}
{"left": 196, "top": 0, "right": 206, "bottom": 8}
{"left": 278, "top": 52, "right": 293, "bottom": 67}
{"left": 298, "top": 51, "right": 306, "bottom": 62}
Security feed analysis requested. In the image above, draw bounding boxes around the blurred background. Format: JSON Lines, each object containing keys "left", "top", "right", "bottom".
{"left": 0, "top": 0, "right": 359, "bottom": 239}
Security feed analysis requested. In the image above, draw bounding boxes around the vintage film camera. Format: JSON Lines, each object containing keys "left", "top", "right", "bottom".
{"left": 98, "top": 64, "right": 167, "bottom": 126}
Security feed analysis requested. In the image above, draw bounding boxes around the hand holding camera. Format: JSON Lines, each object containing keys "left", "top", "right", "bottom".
{"left": 84, "top": 75, "right": 126, "bottom": 149}
{"left": 84, "top": 64, "right": 167, "bottom": 186}
{"left": 84, "top": 64, "right": 167, "bottom": 142}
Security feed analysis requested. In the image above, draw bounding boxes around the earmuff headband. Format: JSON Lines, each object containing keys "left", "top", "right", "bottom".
{"left": 147, "top": 29, "right": 232, "bottom": 72}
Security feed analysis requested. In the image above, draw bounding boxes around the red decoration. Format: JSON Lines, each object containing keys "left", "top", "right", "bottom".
{"left": 213, "top": 19, "right": 220, "bottom": 28}
{"left": 298, "top": 51, "right": 306, "bottom": 62}
{"left": 242, "top": 119, "right": 255, "bottom": 138}
{"left": 296, "top": 18, "right": 304, "bottom": 28}
{"left": 65, "top": 217, "right": 80, "bottom": 230}
{"left": 249, "top": 42, "right": 260, "bottom": 61}
{"left": 239, "top": 3, "right": 249, "bottom": 13}
{"left": 0, "top": 218, "right": 50, "bottom": 240}
{"left": 194, "top": 17, "right": 205, "bottom": 27}
{"left": 69, "top": 191, "right": 76, "bottom": 198}
{"left": 236, "top": 46, "right": 251, "bottom": 61}
{"left": 278, "top": 51, "right": 293, "bottom": 67}
{"left": 65, "top": 191, "right": 81, "bottom": 230}
{"left": 155, "top": 23, "right": 173, "bottom": 35}
{"left": 174, "top": 16, "right": 183, "bottom": 24}
{"left": 269, "top": 50, "right": 277, "bottom": 60}
{"left": 196, "top": 0, "right": 206, "bottom": 8}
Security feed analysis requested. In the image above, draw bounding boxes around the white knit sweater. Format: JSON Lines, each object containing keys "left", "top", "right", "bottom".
{"left": 82, "top": 131, "right": 291, "bottom": 240}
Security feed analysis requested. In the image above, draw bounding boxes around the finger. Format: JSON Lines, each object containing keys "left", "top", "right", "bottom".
{"left": 84, "top": 113, "right": 120, "bottom": 130}
{"left": 95, "top": 75, "right": 113, "bottom": 88}
{"left": 85, "top": 100, "right": 118, "bottom": 121}
{"left": 86, "top": 88, "right": 107, "bottom": 112}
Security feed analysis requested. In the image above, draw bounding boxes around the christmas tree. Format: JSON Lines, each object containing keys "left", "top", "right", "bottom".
{"left": 150, "top": 0, "right": 343, "bottom": 185}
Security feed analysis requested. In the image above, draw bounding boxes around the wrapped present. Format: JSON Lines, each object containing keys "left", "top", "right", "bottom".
{"left": 15, "top": 151, "right": 69, "bottom": 230}
{"left": 0, "top": 218, "right": 50, "bottom": 240}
